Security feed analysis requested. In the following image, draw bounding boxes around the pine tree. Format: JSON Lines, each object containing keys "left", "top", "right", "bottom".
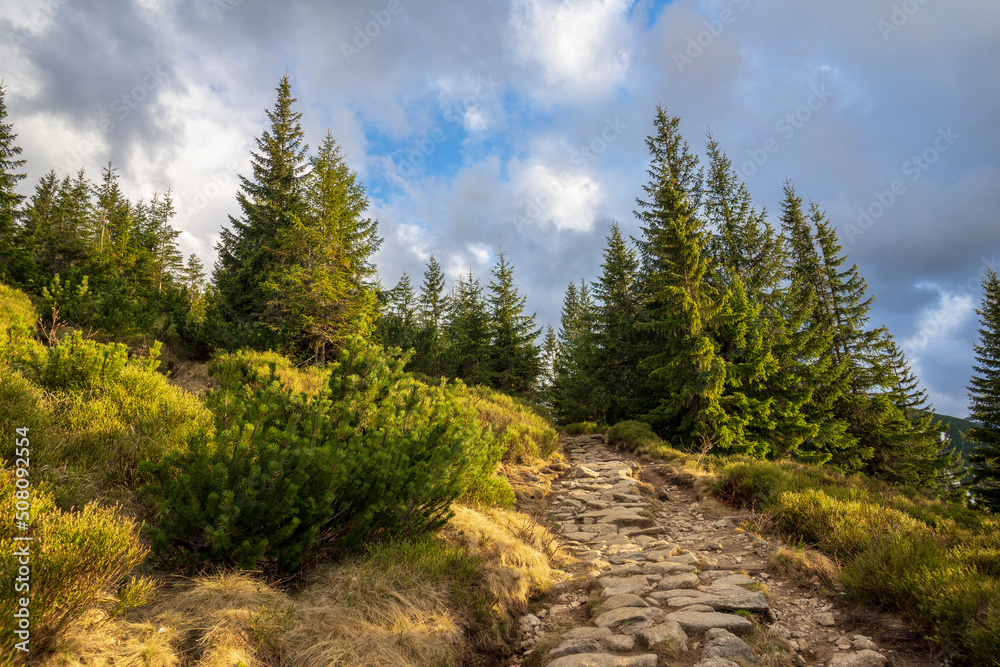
{"left": 634, "top": 106, "right": 725, "bottom": 447}
{"left": 538, "top": 323, "right": 559, "bottom": 403}
{"left": 967, "top": 269, "right": 1000, "bottom": 512}
{"left": 443, "top": 271, "right": 491, "bottom": 385}
{"left": 263, "top": 132, "right": 381, "bottom": 362}
{"left": 379, "top": 271, "right": 419, "bottom": 353}
{"left": 552, "top": 280, "right": 600, "bottom": 423}
{"left": 702, "top": 133, "right": 785, "bottom": 310}
{"left": 149, "top": 189, "right": 184, "bottom": 302}
{"left": 486, "top": 250, "right": 541, "bottom": 395}
{"left": 214, "top": 74, "right": 308, "bottom": 347}
{"left": 412, "top": 255, "right": 449, "bottom": 375}
{"left": 591, "top": 221, "right": 643, "bottom": 425}
{"left": 0, "top": 82, "right": 27, "bottom": 284}
{"left": 778, "top": 183, "right": 851, "bottom": 463}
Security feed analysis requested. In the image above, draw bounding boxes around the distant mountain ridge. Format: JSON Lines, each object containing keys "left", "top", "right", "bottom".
{"left": 931, "top": 412, "right": 981, "bottom": 460}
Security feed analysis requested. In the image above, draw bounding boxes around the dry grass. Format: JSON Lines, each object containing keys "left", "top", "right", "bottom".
{"left": 40, "top": 506, "right": 564, "bottom": 667}
{"left": 768, "top": 545, "right": 840, "bottom": 589}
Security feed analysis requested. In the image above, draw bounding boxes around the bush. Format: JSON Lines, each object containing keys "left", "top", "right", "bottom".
{"left": 0, "top": 464, "right": 152, "bottom": 662}
{"left": 211, "top": 348, "right": 330, "bottom": 396}
{"left": 606, "top": 420, "right": 690, "bottom": 461}
{"left": 563, "top": 421, "right": 601, "bottom": 436}
{"left": 142, "top": 337, "right": 505, "bottom": 571}
{"left": 0, "top": 283, "right": 44, "bottom": 365}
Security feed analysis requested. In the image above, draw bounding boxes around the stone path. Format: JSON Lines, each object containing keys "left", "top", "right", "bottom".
{"left": 508, "top": 434, "right": 935, "bottom": 667}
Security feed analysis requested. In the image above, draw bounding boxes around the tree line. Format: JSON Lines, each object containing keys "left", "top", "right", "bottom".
{"left": 2, "top": 79, "right": 999, "bottom": 509}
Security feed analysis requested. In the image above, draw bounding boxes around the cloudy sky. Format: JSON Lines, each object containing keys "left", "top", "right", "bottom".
{"left": 1, "top": 0, "right": 998, "bottom": 416}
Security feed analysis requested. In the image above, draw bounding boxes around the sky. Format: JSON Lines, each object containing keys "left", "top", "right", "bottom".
{"left": 1, "top": 0, "right": 998, "bottom": 417}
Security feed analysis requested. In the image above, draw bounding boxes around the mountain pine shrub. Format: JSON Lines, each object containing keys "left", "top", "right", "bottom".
{"left": 142, "top": 336, "right": 504, "bottom": 571}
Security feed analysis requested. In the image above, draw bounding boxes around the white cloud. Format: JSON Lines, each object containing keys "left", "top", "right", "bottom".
{"left": 510, "top": 159, "right": 601, "bottom": 233}
{"left": 508, "top": 0, "right": 633, "bottom": 100}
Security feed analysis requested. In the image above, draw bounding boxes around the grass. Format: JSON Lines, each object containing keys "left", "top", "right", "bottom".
{"left": 457, "top": 384, "right": 559, "bottom": 463}
{"left": 710, "top": 457, "right": 1000, "bottom": 665}
{"left": 562, "top": 421, "right": 603, "bottom": 435}
{"left": 605, "top": 420, "right": 693, "bottom": 464}
{"left": 40, "top": 506, "right": 561, "bottom": 667}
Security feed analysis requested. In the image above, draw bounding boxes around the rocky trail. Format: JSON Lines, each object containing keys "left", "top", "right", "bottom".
{"left": 507, "top": 435, "right": 945, "bottom": 667}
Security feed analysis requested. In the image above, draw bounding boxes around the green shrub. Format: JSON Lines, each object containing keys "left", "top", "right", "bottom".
{"left": 210, "top": 348, "right": 330, "bottom": 396}
{"left": 142, "top": 337, "right": 505, "bottom": 571}
{"left": 0, "top": 365, "right": 54, "bottom": 465}
{"left": 0, "top": 283, "right": 44, "bottom": 365}
{"left": 563, "top": 421, "right": 601, "bottom": 436}
{"left": 0, "top": 464, "right": 152, "bottom": 662}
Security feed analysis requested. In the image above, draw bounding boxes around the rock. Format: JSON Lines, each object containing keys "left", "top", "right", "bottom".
{"left": 643, "top": 561, "right": 697, "bottom": 575}
{"left": 550, "top": 638, "right": 607, "bottom": 658}
{"left": 565, "top": 627, "right": 614, "bottom": 640}
{"left": 598, "top": 509, "right": 656, "bottom": 528}
{"left": 593, "top": 606, "right": 664, "bottom": 630}
{"left": 636, "top": 620, "right": 688, "bottom": 653}
{"left": 666, "top": 610, "right": 753, "bottom": 635}
{"left": 599, "top": 594, "right": 649, "bottom": 612}
{"left": 694, "top": 659, "right": 742, "bottom": 667}
{"left": 603, "top": 634, "right": 635, "bottom": 651}
{"left": 641, "top": 544, "right": 681, "bottom": 561}
{"left": 576, "top": 465, "right": 602, "bottom": 479}
{"left": 703, "top": 628, "right": 756, "bottom": 664}
{"left": 706, "top": 574, "right": 752, "bottom": 588}
{"left": 519, "top": 613, "right": 541, "bottom": 629}
{"left": 665, "top": 552, "right": 699, "bottom": 565}
{"left": 658, "top": 572, "right": 699, "bottom": 590}
{"left": 546, "top": 653, "right": 659, "bottom": 667}
{"left": 596, "top": 575, "right": 653, "bottom": 592}
{"left": 852, "top": 636, "right": 879, "bottom": 651}
{"left": 815, "top": 612, "right": 836, "bottom": 627}
{"left": 826, "top": 651, "right": 888, "bottom": 667}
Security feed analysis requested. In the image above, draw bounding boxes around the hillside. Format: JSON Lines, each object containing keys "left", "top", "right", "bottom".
{"left": 932, "top": 412, "right": 982, "bottom": 460}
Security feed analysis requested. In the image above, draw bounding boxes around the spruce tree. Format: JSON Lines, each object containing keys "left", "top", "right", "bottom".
{"left": 379, "top": 271, "right": 419, "bottom": 353}
{"left": 591, "top": 221, "right": 643, "bottom": 425}
{"left": 538, "top": 323, "right": 559, "bottom": 403}
{"left": 412, "top": 255, "right": 449, "bottom": 375}
{"left": 552, "top": 280, "right": 601, "bottom": 423}
{"left": 149, "top": 189, "right": 184, "bottom": 302}
{"left": 0, "top": 82, "right": 26, "bottom": 284}
{"left": 967, "top": 269, "right": 1000, "bottom": 512}
{"left": 633, "top": 106, "right": 725, "bottom": 446}
{"left": 443, "top": 271, "right": 491, "bottom": 385}
{"left": 214, "top": 75, "right": 308, "bottom": 348}
{"left": 486, "top": 250, "right": 541, "bottom": 395}
{"left": 264, "top": 132, "right": 381, "bottom": 362}
{"left": 778, "top": 183, "right": 852, "bottom": 463}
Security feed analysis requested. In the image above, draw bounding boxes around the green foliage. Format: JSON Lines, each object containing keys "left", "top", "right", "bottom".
{"left": 0, "top": 282, "right": 44, "bottom": 365}
{"left": 0, "top": 82, "right": 27, "bottom": 284}
{"left": 551, "top": 280, "right": 602, "bottom": 424}
{"left": 563, "top": 422, "right": 601, "bottom": 436}
{"left": 711, "top": 457, "right": 1000, "bottom": 663}
{"left": 967, "top": 269, "right": 1000, "bottom": 512}
{"left": 0, "top": 464, "right": 151, "bottom": 660}
{"left": 605, "top": 420, "right": 689, "bottom": 462}
{"left": 457, "top": 384, "right": 558, "bottom": 463}
{"left": 485, "top": 250, "right": 542, "bottom": 395}
{"left": 142, "top": 337, "right": 505, "bottom": 571}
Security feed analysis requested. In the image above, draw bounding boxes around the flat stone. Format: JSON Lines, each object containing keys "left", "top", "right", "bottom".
{"left": 603, "top": 583, "right": 653, "bottom": 597}
{"left": 666, "top": 610, "right": 753, "bottom": 635}
{"left": 546, "top": 653, "right": 659, "bottom": 667}
{"left": 640, "top": 544, "right": 681, "bottom": 561}
{"left": 607, "top": 564, "right": 644, "bottom": 577}
{"left": 597, "top": 575, "right": 652, "bottom": 592}
{"left": 853, "top": 636, "right": 879, "bottom": 651}
{"left": 636, "top": 620, "right": 688, "bottom": 653}
{"left": 666, "top": 552, "right": 699, "bottom": 565}
{"left": 693, "top": 659, "right": 742, "bottom": 667}
{"left": 600, "top": 594, "right": 649, "bottom": 612}
{"left": 826, "top": 651, "right": 888, "bottom": 667}
{"left": 643, "top": 561, "right": 696, "bottom": 575}
{"left": 703, "top": 628, "right": 756, "bottom": 663}
{"left": 565, "top": 627, "right": 614, "bottom": 640}
{"left": 602, "top": 634, "right": 635, "bottom": 652}
{"left": 550, "top": 638, "right": 606, "bottom": 658}
{"left": 707, "top": 574, "right": 753, "bottom": 588}
{"left": 576, "top": 465, "right": 601, "bottom": 478}
{"left": 593, "top": 606, "right": 664, "bottom": 630}
{"left": 599, "top": 510, "right": 655, "bottom": 528}
{"left": 658, "top": 573, "right": 699, "bottom": 590}
{"left": 816, "top": 612, "right": 836, "bottom": 627}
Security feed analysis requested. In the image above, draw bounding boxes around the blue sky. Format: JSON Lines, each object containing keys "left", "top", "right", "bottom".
{"left": 1, "top": 0, "right": 998, "bottom": 416}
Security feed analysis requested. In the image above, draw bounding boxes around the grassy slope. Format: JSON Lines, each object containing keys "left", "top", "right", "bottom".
{"left": 932, "top": 412, "right": 981, "bottom": 460}
{"left": 0, "top": 283, "right": 566, "bottom": 666}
